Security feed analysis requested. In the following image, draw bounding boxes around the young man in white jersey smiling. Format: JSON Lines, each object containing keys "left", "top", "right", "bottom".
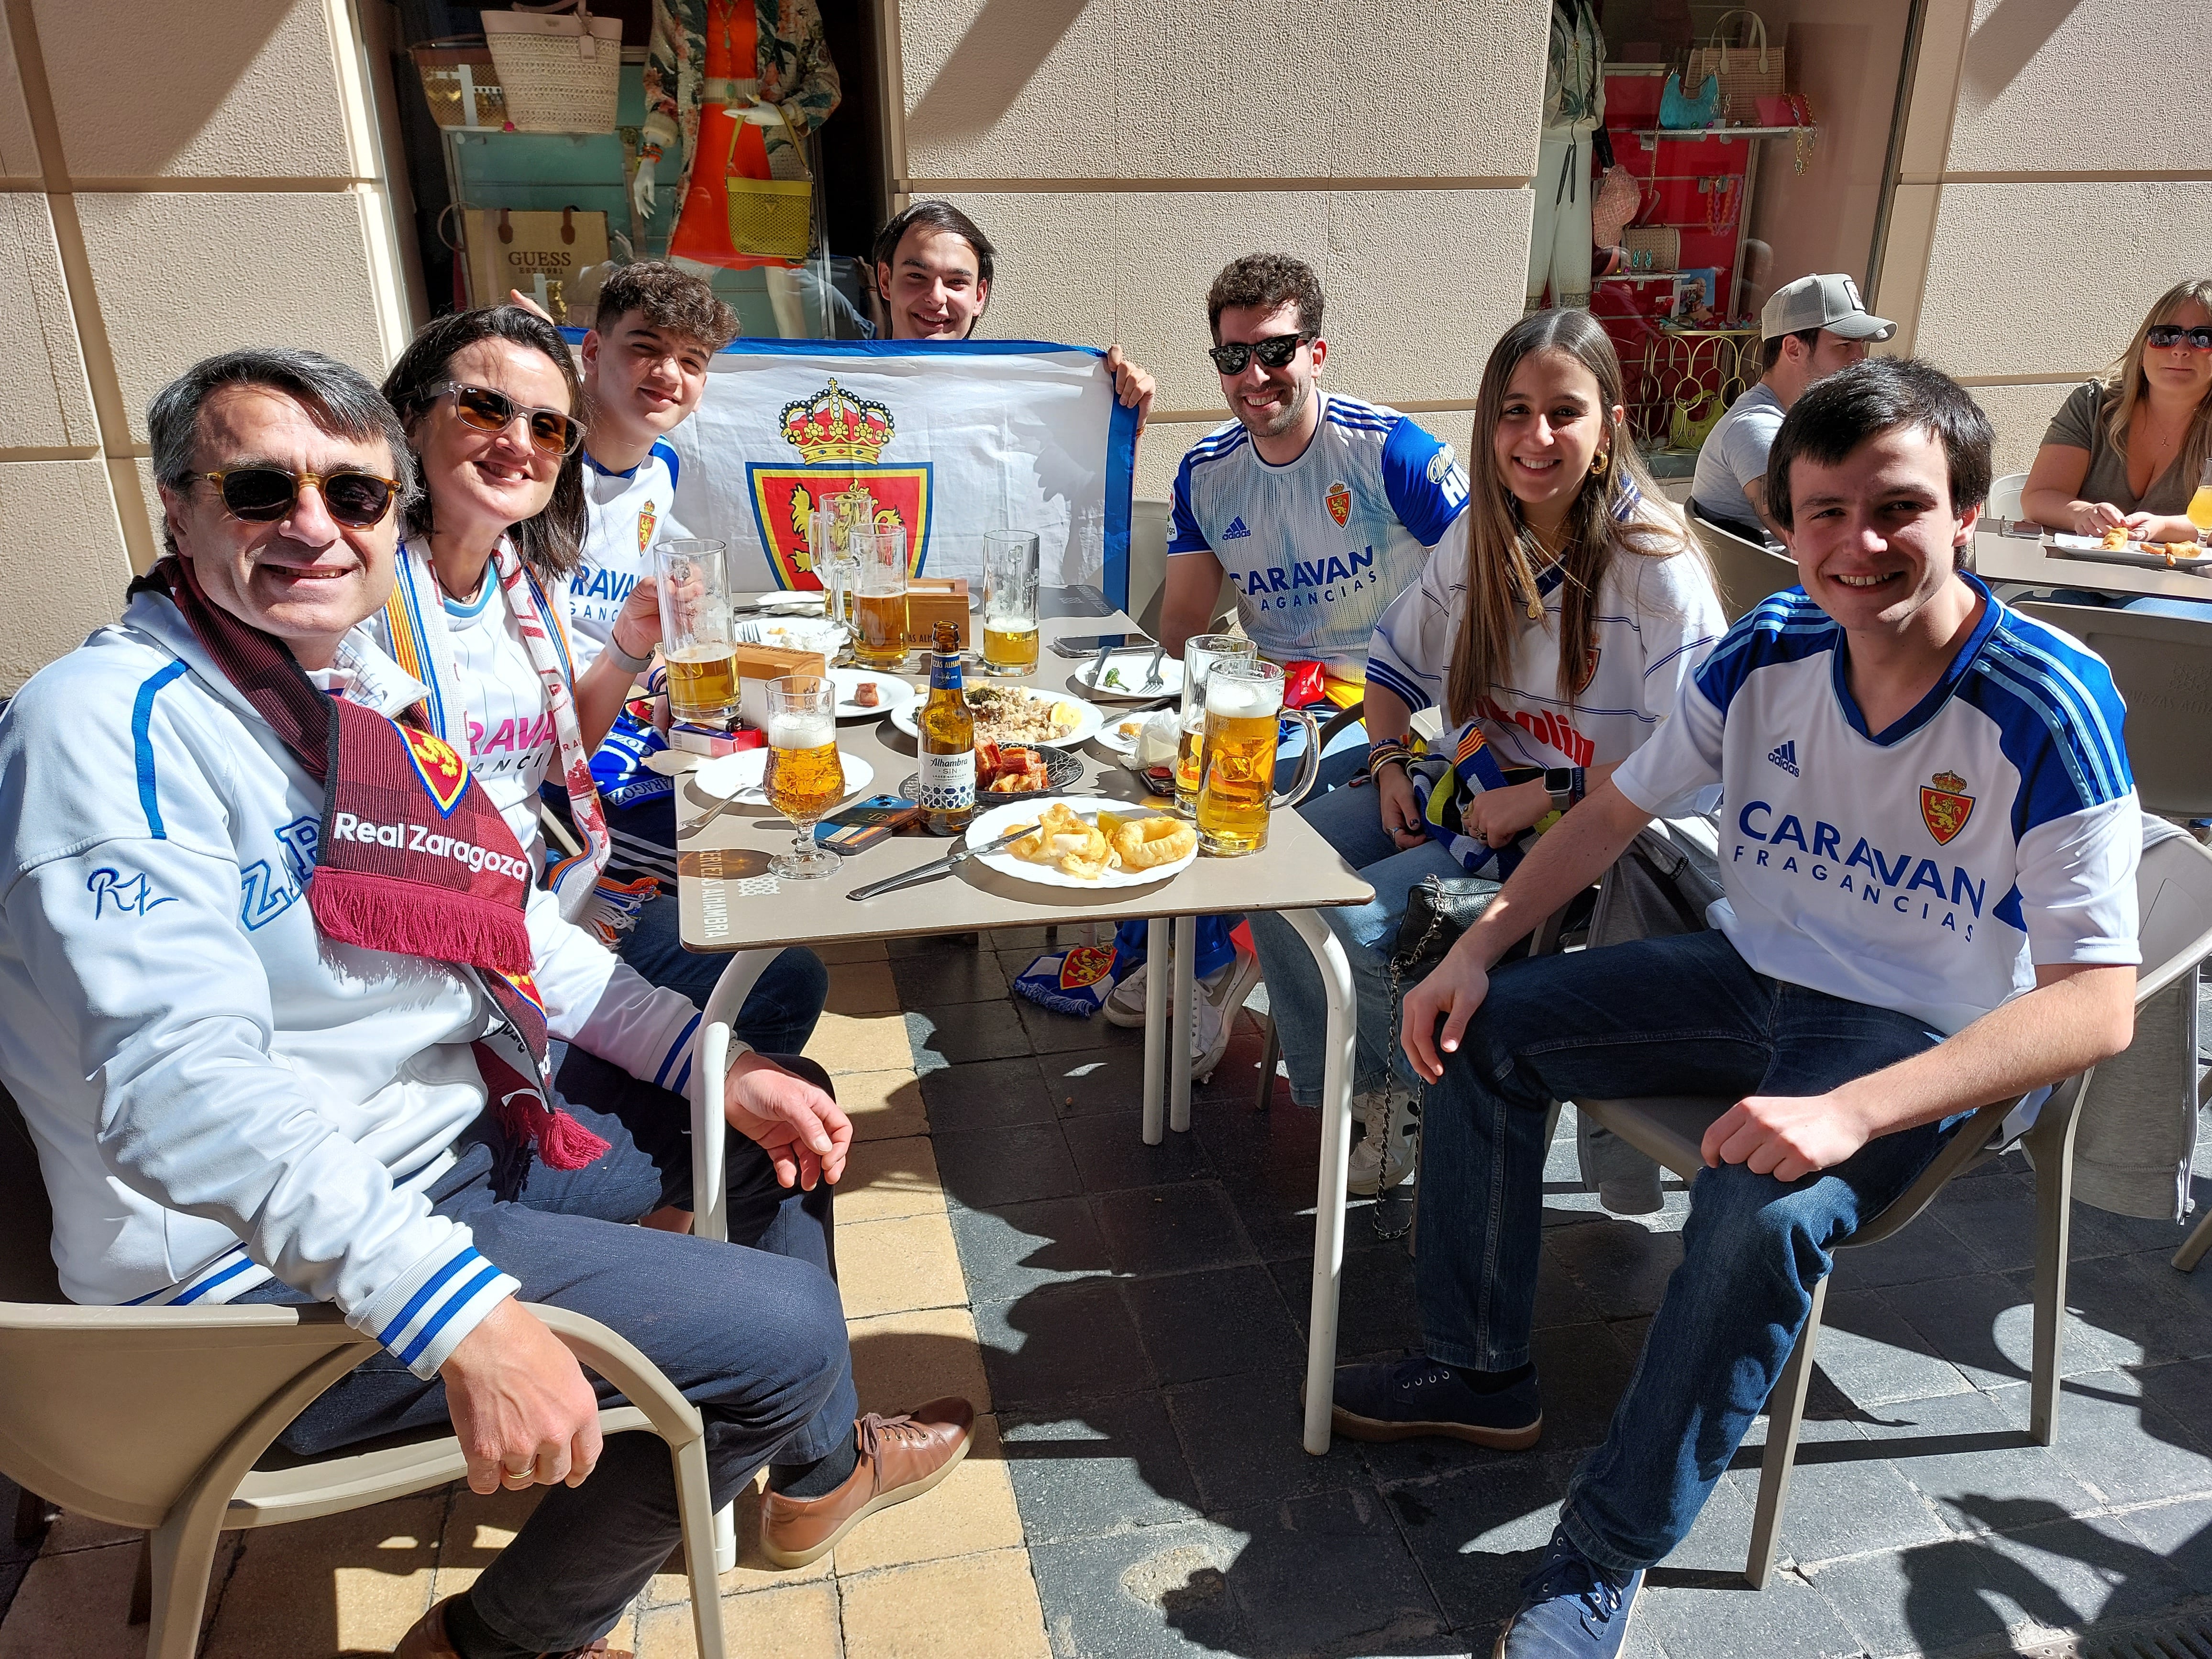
{"left": 567, "top": 262, "right": 738, "bottom": 665}
{"left": 1112, "top": 254, "right": 1471, "bottom": 1062}
{"left": 1334, "top": 358, "right": 2142, "bottom": 1659}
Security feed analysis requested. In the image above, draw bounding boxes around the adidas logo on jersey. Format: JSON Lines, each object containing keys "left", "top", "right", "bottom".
{"left": 1768, "top": 741, "right": 1800, "bottom": 777}
{"left": 1222, "top": 516, "right": 1250, "bottom": 540}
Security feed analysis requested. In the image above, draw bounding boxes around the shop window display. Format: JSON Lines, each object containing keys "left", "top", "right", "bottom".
{"left": 1528, "top": 1, "right": 1916, "bottom": 478}
{"left": 392, "top": 0, "right": 887, "bottom": 338}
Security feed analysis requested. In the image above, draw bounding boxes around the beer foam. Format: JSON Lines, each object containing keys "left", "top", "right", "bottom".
{"left": 1204, "top": 676, "right": 1282, "bottom": 719}
{"left": 769, "top": 712, "right": 836, "bottom": 750}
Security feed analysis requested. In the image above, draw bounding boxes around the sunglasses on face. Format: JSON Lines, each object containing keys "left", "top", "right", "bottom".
{"left": 1207, "top": 332, "right": 1311, "bottom": 376}
{"left": 2146, "top": 324, "right": 2212, "bottom": 351}
{"left": 195, "top": 466, "right": 402, "bottom": 529}
{"left": 430, "top": 381, "right": 586, "bottom": 457}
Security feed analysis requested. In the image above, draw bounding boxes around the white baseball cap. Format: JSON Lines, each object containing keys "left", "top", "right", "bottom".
{"left": 1760, "top": 274, "right": 1896, "bottom": 343}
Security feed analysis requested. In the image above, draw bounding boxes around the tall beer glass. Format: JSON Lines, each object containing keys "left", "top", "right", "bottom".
{"left": 852, "top": 525, "right": 910, "bottom": 669}
{"left": 1194, "top": 661, "right": 1321, "bottom": 856}
{"left": 980, "top": 530, "right": 1040, "bottom": 673}
{"left": 1174, "top": 633, "right": 1256, "bottom": 816}
{"left": 764, "top": 674, "right": 843, "bottom": 880}
{"left": 654, "top": 539, "right": 738, "bottom": 723}
{"left": 808, "top": 508, "right": 860, "bottom": 630}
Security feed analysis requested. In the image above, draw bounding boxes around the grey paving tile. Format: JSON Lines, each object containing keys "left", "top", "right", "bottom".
{"left": 932, "top": 1120, "right": 1082, "bottom": 1210}
{"left": 918, "top": 1055, "right": 1058, "bottom": 1131}
{"left": 1809, "top": 1288, "right": 1978, "bottom": 1411}
{"left": 1545, "top": 1217, "right": 1686, "bottom": 1320}
{"left": 1522, "top": 1320, "right": 1643, "bottom": 1454}
{"left": 1062, "top": 1111, "right": 1213, "bottom": 1195}
{"left": 904, "top": 998, "right": 1034, "bottom": 1069}
{"left": 974, "top": 1278, "right": 1156, "bottom": 1409}
{"left": 1808, "top": 1514, "right": 2188, "bottom": 1659}
{"left": 2135, "top": 1354, "right": 2212, "bottom": 1445}
{"left": 890, "top": 943, "right": 1008, "bottom": 1006}
{"left": 1269, "top": 1232, "right": 1424, "bottom": 1361}
{"left": 1876, "top": 1270, "right": 2134, "bottom": 1394}
{"left": 885, "top": 929, "right": 989, "bottom": 957}
{"left": 1040, "top": 1044, "right": 1152, "bottom": 1118}
{"left": 2109, "top": 1493, "right": 2212, "bottom": 1598}
{"left": 1386, "top": 1448, "right": 1584, "bottom": 1634}
{"left": 1847, "top": 1387, "right": 2103, "bottom": 1531}
{"left": 1632, "top": 1570, "right": 1868, "bottom": 1659}
{"left": 1124, "top": 1263, "right": 1304, "bottom": 1388}
{"left": 1830, "top": 1211, "right": 1990, "bottom": 1293}
{"left": 1019, "top": 991, "right": 1147, "bottom": 1054}
{"left": 1163, "top": 1367, "right": 1369, "bottom": 1512}
{"left": 1095, "top": 1182, "right": 1255, "bottom": 1278}
{"left": 1001, "top": 1393, "right": 1206, "bottom": 1543}
{"left": 1214, "top": 1486, "right": 1450, "bottom": 1656}
{"left": 1027, "top": 1518, "right": 1256, "bottom": 1658}
{"left": 1998, "top": 1369, "right": 2212, "bottom": 1506}
{"left": 1736, "top": 1437, "right": 1953, "bottom": 1568}
{"left": 946, "top": 1196, "right": 1109, "bottom": 1306}
{"left": 2060, "top": 1250, "right": 2210, "bottom": 1367}
{"left": 1923, "top": 1169, "right": 2042, "bottom": 1273}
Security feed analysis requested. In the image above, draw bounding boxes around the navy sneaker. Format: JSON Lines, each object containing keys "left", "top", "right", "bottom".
{"left": 1493, "top": 1526, "right": 1644, "bottom": 1658}
{"left": 1329, "top": 1354, "right": 1542, "bottom": 1449}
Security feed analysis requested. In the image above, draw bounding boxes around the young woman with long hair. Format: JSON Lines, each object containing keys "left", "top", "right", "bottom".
{"left": 367, "top": 304, "right": 827, "bottom": 1042}
{"left": 1244, "top": 309, "right": 1725, "bottom": 1195}
{"left": 2023, "top": 278, "right": 2212, "bottom": 544}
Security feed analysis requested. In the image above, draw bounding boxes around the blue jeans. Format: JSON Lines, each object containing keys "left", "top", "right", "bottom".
{"left": 1416, "top": 928, "right": 1957, "bottom": 1574}
{"left": 241, "top": 1047, "right": 857, "bottom": 1653}
{"left": 1245, "top": 777, "right": 1467, "bottom": 1104}
{"left": 619, "top": 893, "right": 828, "bottom": 1055}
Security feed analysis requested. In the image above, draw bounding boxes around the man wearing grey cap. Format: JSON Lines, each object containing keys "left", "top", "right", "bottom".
{"left": 1689, "top": 273, "right": 1896, "bottom": 547}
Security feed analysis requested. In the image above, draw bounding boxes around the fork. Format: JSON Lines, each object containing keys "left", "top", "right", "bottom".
{"left": 1137, "top": 642, "right": 1167, "bottom": 692}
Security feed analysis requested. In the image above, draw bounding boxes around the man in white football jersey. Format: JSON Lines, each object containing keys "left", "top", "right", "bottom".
{"left": 1111, "top": 254, "right": 1471, "bottom": 1056}
{"left": 1336, "top": 358, "right": 2142, "bottom": 1659}
{"left": 568, "top": 261, "right": 739, "bottom": 667}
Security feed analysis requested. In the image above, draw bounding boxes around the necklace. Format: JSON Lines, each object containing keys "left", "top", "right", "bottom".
{"left": 427, "top": 534, "right": 493, "bottom": 604}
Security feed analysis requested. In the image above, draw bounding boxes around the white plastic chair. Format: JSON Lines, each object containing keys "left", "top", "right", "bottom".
{"left": 1988, "top": 471, "right": 2029, "bottom": 525}
{"left": 1575, "top": 829, "right": 2212, "bottom": 1588}
{"left": 0, "top": 1086, "right": 728, "bottom": 1659}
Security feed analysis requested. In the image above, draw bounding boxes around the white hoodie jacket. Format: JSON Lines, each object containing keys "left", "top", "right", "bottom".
{"left": 0, "top": 591, "right": 702, "bottom": 1378}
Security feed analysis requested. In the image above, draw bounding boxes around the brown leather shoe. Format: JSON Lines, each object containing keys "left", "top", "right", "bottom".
{"left": 395, "top": 1593, "right": 633, "bottom": 1659}
{"left": 759, "top": 1397, "right": 975, "bottom": 1568}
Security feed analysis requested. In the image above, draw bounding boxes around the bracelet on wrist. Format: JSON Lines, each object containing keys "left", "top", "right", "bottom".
{"left": 1570, "top": 766, "right": 1587, "bottom": 805}
{"left": 604, "top": 637, "right": 653, "bottom": 676}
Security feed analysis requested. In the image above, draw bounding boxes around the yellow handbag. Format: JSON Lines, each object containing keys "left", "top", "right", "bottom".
{"left": 1670, "top": 392, "right": 1726, "bottom": 451}
{"left": 727, "top": 105, "right": 814, "bottom": 261}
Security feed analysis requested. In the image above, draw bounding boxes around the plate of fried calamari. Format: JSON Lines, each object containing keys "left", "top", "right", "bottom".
{"left": 965, "top": 797, "right": 1199, "bottom": 889}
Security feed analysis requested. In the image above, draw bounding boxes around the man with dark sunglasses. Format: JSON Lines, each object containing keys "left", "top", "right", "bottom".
{"left": 0, "top": 348, "right": 972, "bottom": 1659}
{"left": 1104, "top": 253, "right": 1468, "bottom": 1071}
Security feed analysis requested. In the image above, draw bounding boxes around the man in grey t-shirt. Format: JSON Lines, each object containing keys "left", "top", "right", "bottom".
{"left": 1690, "top": 274, "right": 1895, "bottom": 547}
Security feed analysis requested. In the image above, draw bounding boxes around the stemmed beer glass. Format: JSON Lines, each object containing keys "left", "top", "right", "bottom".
{"left": 764, "top": 674, "right": 844, "bottom": 880}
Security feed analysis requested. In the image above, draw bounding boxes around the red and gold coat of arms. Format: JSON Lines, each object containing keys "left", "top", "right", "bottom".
{"left": 1919, "top": 769, "right": 1974, "bottom": 845}
{"left": 745, "top": 378, "right": 933, "bottom": 590}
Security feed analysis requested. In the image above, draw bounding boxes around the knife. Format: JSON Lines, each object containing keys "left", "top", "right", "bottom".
{"left": 847, "top": 823, "right": 1039, "bottom": 901}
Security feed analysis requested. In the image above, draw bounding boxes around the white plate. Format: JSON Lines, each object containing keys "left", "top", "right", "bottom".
{"left": 828, "top": 667, "right": 917, "bottom": 719}
{"left": 691, "top": 748, "right": 874, "bottom": 808}
{"left": 2046, "top": 532, "right": 2211, "bottom": 573}
{"left": 889, "top": 687, "right": 1105, "bottom": 749}
{"left": 1073, "top": 651, "right": 1183, "bottom": 700}
{"left": 750, "top": 591, "right": 829, "bottom": 615}
{"left": 966, "top": 796, "right": 1198, "bottom": 890}
{"left": 1094, "top": 708, "right": 1170, "bottom": 759}
{"left": 739, "top": 616, "right": 846, "bottom": 656}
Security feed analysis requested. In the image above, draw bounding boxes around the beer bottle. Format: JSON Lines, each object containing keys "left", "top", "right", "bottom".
{"left": 917, "top": 620, "right": 975, "bottom": 836}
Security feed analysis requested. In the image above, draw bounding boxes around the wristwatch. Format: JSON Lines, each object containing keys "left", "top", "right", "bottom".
{"left": 1543, "top": 766, "right": 1577, "bottom": 814}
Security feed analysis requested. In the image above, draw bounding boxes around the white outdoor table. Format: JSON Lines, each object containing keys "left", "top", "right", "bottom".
{"left": 1975, "top": 527, "right": 2212, "bottom": 604}
{"left": 675, "top": 606, "right": 1375, "bottom": 1460}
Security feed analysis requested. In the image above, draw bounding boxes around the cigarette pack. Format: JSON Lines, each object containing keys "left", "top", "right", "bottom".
{"left": 669, "top": 721, "right": 761, "bottom": 756}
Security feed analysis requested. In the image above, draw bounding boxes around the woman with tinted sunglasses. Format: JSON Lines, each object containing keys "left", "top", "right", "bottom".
{"left": 368, "top": 306, "right": 829, "bottom": 1048}
{"left": 2023, "top": 278, "right": 2212, "bottom": 544}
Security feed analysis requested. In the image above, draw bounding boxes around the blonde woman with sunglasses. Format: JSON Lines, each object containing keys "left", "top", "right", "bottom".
{"left": 2022, "top": 278, "right": 2212, "bottom": 545}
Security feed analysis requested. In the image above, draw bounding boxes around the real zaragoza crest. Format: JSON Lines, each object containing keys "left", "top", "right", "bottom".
{"left": 1919, "top": 768, "right": 1974, "bottom": 845}
{"left": 745, "top": 378, "right": 933, "bottom": 590}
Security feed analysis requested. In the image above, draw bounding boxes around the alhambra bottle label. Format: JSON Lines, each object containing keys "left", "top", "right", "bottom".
{"left": 917, "top": 621, "right": 976, "bottom": 835}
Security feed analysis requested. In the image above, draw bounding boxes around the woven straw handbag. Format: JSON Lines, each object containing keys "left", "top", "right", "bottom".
{"left": 1622, "top": 225, "right": 1680, "bottom": 272}
{"left": 482, "top": 0, "right": 622, "bottom": 134}
{"left": 1591, "top": 129, "right": 1642, "bottom": 247}
{"left": 726, "top": 106, "right": 815, "bottom": 262}
{"left": 1687, "top": 9, "right": 1786, "bottom": 116}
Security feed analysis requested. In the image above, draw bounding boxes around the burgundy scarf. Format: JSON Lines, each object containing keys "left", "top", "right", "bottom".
{"left": 133, "top": 559, "right": 609, "bottom": 1183}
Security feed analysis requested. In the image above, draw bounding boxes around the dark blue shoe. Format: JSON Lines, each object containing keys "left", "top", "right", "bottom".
{"left": 1493, "top": 1526, "right": 1643, "bottom": 1657}
{"left": 1329, "top": 1353, "right": 1542, "bottom": 1449}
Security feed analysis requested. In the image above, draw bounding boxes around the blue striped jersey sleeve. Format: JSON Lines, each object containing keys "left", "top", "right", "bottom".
{"left": 1378, "top": 417, "right": 1470, "bottom": 547}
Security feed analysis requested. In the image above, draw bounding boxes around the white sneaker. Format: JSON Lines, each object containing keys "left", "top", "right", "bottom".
{"left": 1103, "top": 958, "right": 1151, "bottom": 1028}
{"left": 1346, "top": 1084, "right": 1418, "bottom": 1196}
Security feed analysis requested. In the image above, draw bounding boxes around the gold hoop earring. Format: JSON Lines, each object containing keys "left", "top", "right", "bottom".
{"left": 1589, "top": 450, "right": 1608, "bottom": 476}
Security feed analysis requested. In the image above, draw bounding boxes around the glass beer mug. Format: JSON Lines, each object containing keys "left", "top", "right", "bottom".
{"left": 852, "top": 526, "right": 911, "bottom": 670}
{"left": 1174, "top": 632, "right": 1257, "bottom": 817}
{"left": 653, "top": 539, "right": 739, "bottom": 723}
{"left": 1194, "top": 660, "right": 1321, "bottom": 856}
